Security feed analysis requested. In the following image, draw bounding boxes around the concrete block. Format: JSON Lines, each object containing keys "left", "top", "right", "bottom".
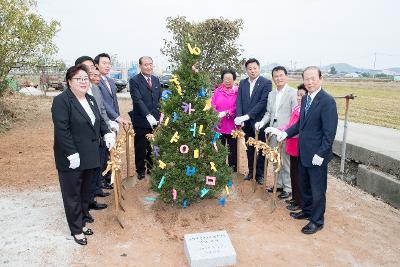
{"left": 333, "top": 140, "right": 400, "bottom": 178}
{"left": 357, "top": 164, "right": 400, "bottom": 208}
{"left": 184, "top": 230, "right": 236, "bottom": 267}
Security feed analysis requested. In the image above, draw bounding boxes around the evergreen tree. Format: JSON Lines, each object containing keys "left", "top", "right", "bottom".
{"left": 150, "top": 41, "right": 232, "bottom": 205}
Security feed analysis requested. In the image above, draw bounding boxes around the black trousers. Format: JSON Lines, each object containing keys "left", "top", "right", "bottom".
{"left": 133, "top": 127, "right": 153, "bottom": 175}
{"left": 243, "top": 124, "right": 266, "bottom": 177}
{"left": 290, "top": 156, "right": 301, "bottom": 206}
{"left": 90, "top": 167, "right": 103, "bottom": 204}
{"left": 58, "top": 169, "right": 94, "bottom": 235}
{"left": 220, "top": 133, "right": 237, "bottom": 172}
{"left": 298, "top": 161, "right": 328, "bottom": 226}
{"left": 99, "top": 141, "right": 110, "bottom": 184}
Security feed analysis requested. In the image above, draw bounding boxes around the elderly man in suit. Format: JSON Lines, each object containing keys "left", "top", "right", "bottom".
{"left": 234, "top": 58, "right": 272, "bottom": 184}
{"left": 278, "top": 66, "right": 338, "bottom": 234}
{"left": 129, "top": 56, "right": 161, "bottom": 180}
{"left": 255, "top": 66, "right": 297, "bottom": 200}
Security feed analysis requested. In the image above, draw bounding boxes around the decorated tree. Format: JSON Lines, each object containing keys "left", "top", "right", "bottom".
{"left": 150, "top": 41, "right": 233, "bottom": 206}
{"left": 161, "top": 16, "right": 245, "bottom": 85}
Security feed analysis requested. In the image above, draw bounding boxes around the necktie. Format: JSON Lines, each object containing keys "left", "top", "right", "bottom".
{"left": 305, "top": 95, "right": 312, "bottom": 114}
{"left": 104, "top": 78, "right": 112, "bottom": 94}
{"left": 147, "top": 77, "right": 152, "bottom": 89}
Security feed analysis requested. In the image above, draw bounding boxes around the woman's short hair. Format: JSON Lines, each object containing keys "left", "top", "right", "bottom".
{"left": 65, "top": 65, "right": 89, "bottom": 89}
{"left": 297, "top": 83, "right": 308, "bottom": 93}
{"left": 221, "top": 69, "right": 237, "bottom": 81}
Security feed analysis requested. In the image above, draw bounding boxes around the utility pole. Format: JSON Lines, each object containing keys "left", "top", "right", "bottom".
{"left": 373, "top": 52, "right": 377, "bottom": 69}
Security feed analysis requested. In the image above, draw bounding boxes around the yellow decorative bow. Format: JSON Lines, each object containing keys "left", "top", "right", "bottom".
{"left": 231, "top": 129, "right": 245, "bottom": 139}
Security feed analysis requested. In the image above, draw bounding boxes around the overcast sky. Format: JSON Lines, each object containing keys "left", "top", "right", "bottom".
{"left": 37, "top": 0, "right": 400, "bottom": 70}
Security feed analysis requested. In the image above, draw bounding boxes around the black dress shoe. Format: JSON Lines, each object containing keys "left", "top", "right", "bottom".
{"left": 266, "top": 187, "right": 283, "bottom": 193}
{"left": 96, "top": 191, "right": 111, "bottom": 197}
{"left": 82, "top": 228, "right": 94, "bottom": 235}
{"left": 89, "top": 202, "right": 107, "bottom": 210}
{"left": 73, "top": 235, "right": 87, "bottom": 245}
{"left": 286, "top": 203, "right": 301, "bottom": 211}
{"left": 83, "top": 214, "right": 94, "bottom": 223}
{"left": 301, "top": 222, "right": 323, "bottom": 234}
{"left": 290, "top": 211, "right": 310, "bottom": 220}
{"left": 278, "top": 191, "right": 291, "bottom": 199}
{"left": 243, "top": 173, "right": 253, "bottom": 181}
{"left": 101, "top": 183, "right": 113, "bottom": 190}
{"left": 285, "top": 198, "right": 295, "bottom": 204}
{"left": 256, "top": 176, "right": 264, "bottom": 185}
{"left": 137, "top": 172, "right": 145, "bottom": 180}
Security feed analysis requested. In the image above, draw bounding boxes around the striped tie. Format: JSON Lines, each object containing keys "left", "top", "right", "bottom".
{"left": 305, "top": 95, "right": 312, "bottom": 115}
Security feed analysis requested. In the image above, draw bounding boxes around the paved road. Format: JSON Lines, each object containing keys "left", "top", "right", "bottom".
{"left": 335, "top": 120, "right": 400, "bottom": 161}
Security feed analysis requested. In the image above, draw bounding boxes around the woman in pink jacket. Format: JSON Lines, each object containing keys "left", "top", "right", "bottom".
{"left": 274, "top": 84, "right": 307, "bottom": 211}
{"left": 211, "top": 69, "right": 238, "bottom": 171}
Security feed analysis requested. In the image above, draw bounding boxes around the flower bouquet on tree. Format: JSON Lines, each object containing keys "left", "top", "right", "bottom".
{"left": 149, "top": 41, "right": 233, "bottom": 206}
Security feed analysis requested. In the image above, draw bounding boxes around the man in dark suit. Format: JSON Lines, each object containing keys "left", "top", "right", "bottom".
{"left": 94, "top": 53, "right": 128, "bottom": 124}
{"left": 94, "top": 53, "right": 128, "bottom": 188}
{"left": 278, "top": 66, "right": 338, "bottom": 234}
{"left": 235, "top": 58, "right": 272, "bottom": 184}
{"left": 129, "top": 56, "right": 161, "bottom": 180}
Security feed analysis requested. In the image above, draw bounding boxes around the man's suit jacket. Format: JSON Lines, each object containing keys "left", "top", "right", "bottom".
{"left": 51, "top": 88, "right": 110, "bottom": 171}
{"left": 91, "top": 84, "right": 110, "bottom": 125}
{"left": 286, "top": 89, "right": 338, "bottom": 167}
{"left": 98, "top": 76, "right": 120, "bottom": 121}
{"left": 236, "top": 76, "right": 272, "bottom": 129}
{"left": 128, "top": 73, "right": 161, "bottom": 129}
{"left": 260, "top": 86, "right": 297, "bottom": 127}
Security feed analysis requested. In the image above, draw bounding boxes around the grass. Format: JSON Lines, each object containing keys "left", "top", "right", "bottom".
{"left": 288, "top": 79, "right": 400, "bottom": 130}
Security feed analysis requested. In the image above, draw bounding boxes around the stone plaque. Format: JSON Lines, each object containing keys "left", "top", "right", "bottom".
{"left": 184, "top": 230, "right": 236, "bottom": 267}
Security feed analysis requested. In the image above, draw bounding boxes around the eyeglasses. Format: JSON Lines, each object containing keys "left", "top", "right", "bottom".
{"left": 72, "top": 77, "right": 90, "bottom": 83}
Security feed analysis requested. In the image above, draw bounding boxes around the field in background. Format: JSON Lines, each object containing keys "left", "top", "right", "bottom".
{"left": 288, "top": 79, "right": 400, "bottom": 129}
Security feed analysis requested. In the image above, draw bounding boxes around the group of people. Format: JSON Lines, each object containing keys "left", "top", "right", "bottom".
{"left": 52, "top": 54, "right": 163, "bottom": 245}
{"left": 211, "top": 59, "right": 338, "bottom": 235}
{"left": 52, "top": 54, "right": 337, "bottom": 245}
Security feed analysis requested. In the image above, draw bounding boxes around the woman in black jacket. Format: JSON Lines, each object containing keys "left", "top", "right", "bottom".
{"left": 51, "top": 65, "right": 115, "bottom": 245}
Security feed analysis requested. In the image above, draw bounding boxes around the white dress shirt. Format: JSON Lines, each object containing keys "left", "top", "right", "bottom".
{"left": 248, "top": 76, "right": 260, "bottom": 97}
{"left": 275, "top": 84, "right": 287, "bottom": 117}
{"left": 79, "top": 98, "right": 95, "bottom": 125}
{"left": 308, "top": 87, "right": 322, "bottom": 105}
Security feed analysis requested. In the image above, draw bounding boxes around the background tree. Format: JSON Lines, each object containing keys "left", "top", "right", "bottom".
{"left": 329, "top": 66, "right": 337, "bottom": 75}
{"left": 161, "top": 16, "right": 245, "bottom": 85}
{"left": 0, "top": 0, "right": 60, "bottom": 94}
{"left": 151, "top": 40, "right": 232, "bottom": 205}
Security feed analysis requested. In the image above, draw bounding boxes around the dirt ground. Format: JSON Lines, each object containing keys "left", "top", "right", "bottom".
{"left": 0, "top": 96, "right": 399, "bottom": 266}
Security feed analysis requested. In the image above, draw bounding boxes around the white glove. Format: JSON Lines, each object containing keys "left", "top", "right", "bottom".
{"left": 146, "top": 114, "right": 158, "bottom": 127}
{"left": 254, "top": 121, "right": 266, "bottom": 130}
{"left": 67, "top": 153, "right": 80, "bottom": 169}
{"left": 312, "top": 154, "right": 324, "bottom": 166}
{"left": 276, "top": 131, "right": 288, "bottom": 142}
{"left": 104, "top": 132, "right": 116, "bottom": 151}
{"left": 218, "top": 111, "right": 227, "bottom": 118}
{"left": 234, "top": 115, "right": 250, "bottom": 126}
{"left": 108, "top": 120, "right": 119, "bottom": 133}
{"left": 265, "top": 127, "right": 281, "bottom": 135}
